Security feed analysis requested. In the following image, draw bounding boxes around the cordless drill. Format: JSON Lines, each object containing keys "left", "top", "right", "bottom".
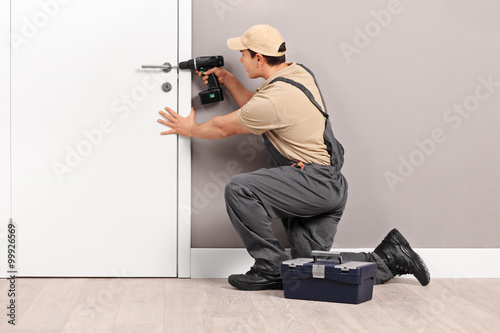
{"left": 179, "top": 56, "right": 224, "bottom": 105}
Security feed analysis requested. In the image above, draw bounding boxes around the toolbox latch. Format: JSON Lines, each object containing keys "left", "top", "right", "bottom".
{"left": 335, "top": 261, "right": 374, "bottom": 273}
{"left": 312, "top": 264, "right": 325, "bottom": 279}
{"left": 282, "top": 258, "right": 313, "bottom": 268}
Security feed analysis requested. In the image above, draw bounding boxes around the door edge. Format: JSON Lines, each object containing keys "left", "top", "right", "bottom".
{"left": 177, "top": 0, "right": 192, "bottom": 278}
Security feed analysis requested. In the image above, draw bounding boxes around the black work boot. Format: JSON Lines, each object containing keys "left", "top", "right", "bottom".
{"left": 374, "top": 228, "right": 431, "bottom": 286}
{"left": 228, "top": 267, "right": 283, "bottom": 291}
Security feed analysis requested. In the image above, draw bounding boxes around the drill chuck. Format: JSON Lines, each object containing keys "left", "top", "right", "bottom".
{"left": 178, "top": 59, "right": 195, "bottom": 70}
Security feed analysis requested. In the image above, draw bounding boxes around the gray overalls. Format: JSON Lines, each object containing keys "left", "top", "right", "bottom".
{"left": 225, "top": 64, "right": 392, "bottom": 283}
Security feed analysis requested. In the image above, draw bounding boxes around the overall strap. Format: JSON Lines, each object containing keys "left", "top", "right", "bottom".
{"left": 296, "top": 63, "right": 329, "bottom": 114}
{"left": 268, "top": 64, "right": 345, "bottom": 171}
{"left": 268, "top": 76, "right": 329, "bottom": 119}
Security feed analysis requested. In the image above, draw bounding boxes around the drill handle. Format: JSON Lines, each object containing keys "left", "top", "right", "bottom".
{"left": 206, "top": 73, "right": 220, "bottom": 90}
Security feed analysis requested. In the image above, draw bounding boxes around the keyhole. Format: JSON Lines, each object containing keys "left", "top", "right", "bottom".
{"left": 162, "top": 82, "right": 172, "bottom": 93}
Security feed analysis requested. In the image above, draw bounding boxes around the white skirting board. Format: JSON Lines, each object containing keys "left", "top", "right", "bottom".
{"left": 191, "top": 248, "right": 500, "bottom": 279}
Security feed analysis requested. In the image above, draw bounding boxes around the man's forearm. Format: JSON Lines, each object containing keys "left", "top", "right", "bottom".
{"left": 189, "top": 111, "right": 251, "bottom": 139}
{"left": 190, "top": 117, "right": 229, "bottom": 139}
{"left": 223, "top": 73, "right": 255, "bottom": 107}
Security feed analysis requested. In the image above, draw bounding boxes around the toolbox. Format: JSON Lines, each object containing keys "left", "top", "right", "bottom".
{"left": 280, "top": 251, "right": 377, "bottom": 304}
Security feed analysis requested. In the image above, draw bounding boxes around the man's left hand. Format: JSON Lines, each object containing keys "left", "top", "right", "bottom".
{"left": 158, "top": 107, "right": 195, "bottom": 137}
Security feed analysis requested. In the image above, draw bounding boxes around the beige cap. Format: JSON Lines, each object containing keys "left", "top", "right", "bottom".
{"left": 227, "top": 24, "right": 286, "bottom": 57}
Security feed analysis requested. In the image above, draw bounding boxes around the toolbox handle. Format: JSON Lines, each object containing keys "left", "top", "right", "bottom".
{"left": 311, "top": 250, "right": 342, "bottom": 264}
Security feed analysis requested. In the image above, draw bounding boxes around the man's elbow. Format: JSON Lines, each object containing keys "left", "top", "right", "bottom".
{"left": 218, "top": 128, "right": 233, "bottom": 138}
{"left": 213, "top": 116, "right": 235, "bottom": 138}
{"left": 219, "top": 126, "right": 244, "bottom": 138}
{"left": 213, "top": 114, "right": 251, "bottom": 138}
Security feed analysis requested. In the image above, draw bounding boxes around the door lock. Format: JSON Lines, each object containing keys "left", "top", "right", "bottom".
{"left": 141, "top": 62, "right": 175, "bottom": 93}
{"left": 161, "top": 82, "right": 172, "bottom": 93}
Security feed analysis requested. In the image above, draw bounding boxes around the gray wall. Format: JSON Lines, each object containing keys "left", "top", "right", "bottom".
{"left": 190, "top": 0, "right": 500, "bottom": 248}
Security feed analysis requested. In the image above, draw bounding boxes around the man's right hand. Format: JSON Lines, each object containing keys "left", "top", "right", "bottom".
{"left": 196, "top": 67, "right": 230, "bottom": 85}
{"left": 196, "top": 67, "right": 255, "bottom": 108}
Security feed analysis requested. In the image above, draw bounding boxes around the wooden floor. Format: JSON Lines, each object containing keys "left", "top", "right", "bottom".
{"left": 1, "top": 277, "right": 499, "bottom": 333}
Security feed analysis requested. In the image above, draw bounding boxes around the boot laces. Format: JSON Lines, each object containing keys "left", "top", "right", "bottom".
{"left": 389, "top": 262, "right": 411, "bottom": 276}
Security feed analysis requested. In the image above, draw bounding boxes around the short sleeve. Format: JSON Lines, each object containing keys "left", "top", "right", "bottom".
{"left": 237, "top": 93, "right": 280, "bottom": 135}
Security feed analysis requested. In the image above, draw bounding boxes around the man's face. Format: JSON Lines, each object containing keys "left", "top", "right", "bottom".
{"left": 240, "top": 50, "right": 259, "bottom": 79}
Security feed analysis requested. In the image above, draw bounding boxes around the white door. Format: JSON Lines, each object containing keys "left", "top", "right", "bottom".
{"left": 8, "top": 0, "right": 187, "bottom": 277}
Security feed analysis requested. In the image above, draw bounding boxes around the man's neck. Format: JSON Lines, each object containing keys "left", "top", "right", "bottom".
{"left": 262, "top": 62, "right": 290, "bottom": 80}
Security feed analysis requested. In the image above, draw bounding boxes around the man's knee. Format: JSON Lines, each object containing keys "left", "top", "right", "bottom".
{"left": 224, "top": 174, "right": 251, "bottom": 202}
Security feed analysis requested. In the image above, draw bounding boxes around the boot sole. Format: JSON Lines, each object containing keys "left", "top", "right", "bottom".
{"left": 228, "top": 278, "right": 283, "bottom": 291}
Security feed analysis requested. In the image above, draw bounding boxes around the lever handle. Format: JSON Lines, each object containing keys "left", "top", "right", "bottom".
{"left": 311, "top": 250, "right": 342, "bottom": 264}
{"left": 141, "top": 62, "right": 175, "bottom": 73}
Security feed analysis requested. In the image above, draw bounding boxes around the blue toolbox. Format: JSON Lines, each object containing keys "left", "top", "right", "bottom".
{"left": 280, "top": 251, "right": 377, "bottom": 304}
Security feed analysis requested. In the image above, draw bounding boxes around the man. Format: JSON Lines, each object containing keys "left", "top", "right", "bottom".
{"left": 158, "top": 24, "right": 430, "bottom": 290}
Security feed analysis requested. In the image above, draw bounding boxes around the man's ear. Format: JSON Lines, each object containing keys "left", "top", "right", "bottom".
{"left": 256, "top": 53, "right": 266, "bottom": 66}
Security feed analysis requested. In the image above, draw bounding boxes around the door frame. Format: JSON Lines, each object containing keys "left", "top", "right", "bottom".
{"left": 177, "top": 0, "right": 192, "bottom": 278}
{"left": 0, "top": 0, "right": 11, "bottom": 279}
{"left": 0, "top": 0, "right": 192, "bottom": 278}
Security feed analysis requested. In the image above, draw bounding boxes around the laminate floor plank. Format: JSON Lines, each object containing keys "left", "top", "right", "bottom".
{"left": 2, "top": 277, "right": 49, "bottom": 333}
{"left": 248, "top": 289, "right": 319, "bottom": 333}
{"left": 206, "top": 280, "right": 267, "bottom": 333}
{"left": 61, "top": 278, "right": 127, "bottom": 333}
{"left": 114, "top": 278, "right": 164, "bottom": 326}
{"left": 374, "top": 280, "right": 435, "bottom": 332}
{"left": 404, "top": 278, "right": 497, "bottom": 332}
{"left": 164, "top": 279, "right": 212, "bottom": 333}
{"left": 390, "top": 279, "right": 470, "bottom": 333}
{"left": 1, "top": 277, "right": 500, "bottom": 333}
{"left": 12, "top": 278, "right": 49, "bottom": 332}
{"left": 11, "top": 278, "right": 86, "bottom": 331}
{"left": 459, "top": 279, "right": 500, "bottom": 320}
{"left": 1, "top": 278, "right": 13, "bottom": 333}
{"left": 112, "top": 323, "right": 163, "bottom": 333}
{"left": 433, "top": 279, "right": 500, "bottom": 332}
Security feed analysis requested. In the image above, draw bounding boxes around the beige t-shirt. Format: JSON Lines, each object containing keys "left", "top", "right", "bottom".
{"left": 237, "top": 62, "right": 331, "bottom": 165}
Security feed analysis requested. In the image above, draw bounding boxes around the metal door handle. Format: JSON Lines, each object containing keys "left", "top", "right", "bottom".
{"left": 141, "top": 62, "right": 175, "bottom": 73}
